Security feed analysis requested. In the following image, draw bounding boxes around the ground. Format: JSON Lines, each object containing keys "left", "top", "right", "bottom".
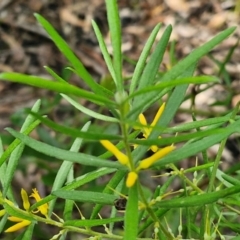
{"left": 0, "top": 0, "right": 239, "bottom": 129}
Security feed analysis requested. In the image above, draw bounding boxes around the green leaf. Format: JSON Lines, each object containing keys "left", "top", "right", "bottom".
{"left": 90, "top": 170, "right": 126, "bottom": 219}
{"left": 131, "top": 25, "right": 172, "bottom": 116}
{"left": 155, "top": 185, "right": 240, "bottom": 208}
{"left": 0, "top": 119, "right": 41, "bottom": 168}
{"left": 0, "top": 214, "right": 8, "bottom": 234}
{"left": 162, "top": 114, "right": 231, "bottom": 133}
{"left": 92, "top": 20, "right": 117, "bottom": 87}
{"left": 52, "top": 190, "right": 117, "bottom": 205}
{"left": 0, "top": 73, "right": 115, "bottom": 106}
{"left": 135, "top": 25, "right": 172, "bottom": 92}
{"left": 64, "top": 217, "right": 123, "bottom": 227}
{"left": 138, "top": 177, "right": 176, "bottom": 235}
{"left": 155, "top": 119, "right": 240, "bottom": 167}
{"left": 221, "top": 172, "right": 240, "bottom": 186}
{"left": 214, "top": 168, "right": 234, "bottom": 187}
{"left": 128, "top": 75, "right": 218, "bottom": 100}
{"left": 131, "top": 127, "right": 228, "bottom": 146}
{"left": 48, "top": 121, "right": 91, "bottom": 215}
{"left": 22, "top": 112, "right": 121, "bottom": 141}
{"left": 223, "top": 198, "right": 240, "bottom": 207}
{"left": 67, "top": 168, "right": 117, "bottom": 190}
{"left": 30, "top": 168, "right": 115, "bottom": 212}
{"left": 4, "top": 203, "right": 34, "bottom": 222}
{"left": 138, "top": 208, "right": 169, "bottom": 235}
{"left": 220, "top": 224, "right": 240, "bottom": 234}
{"left": 130, "top": 27, "right": 236, "bottom": 120}
{"left": 6, "top": 128, "right": 124, "bottom": 170}
{"left": 34, "top": 13, "right": 112, "bottom": 97}
{"left": 124, "top": 184, "right": 138, "bottom": 240}
{"left": 44, "top": 66, "right": 67, "bottom": 83}
{"left": 20, "top": 223, "right": 35, "bottom": 240}
{"left": 161, "top": 27, "right": 236, "bottom": 83}
{"left": 3, "top": 100, "right": 41, "bottom": 196}
{"left": 183, "top": 162, "right": 215, "bottom": 173}
{"left": 105, "top": 0, "right": 123, "bottom": 91}
{"left": 61, "top": 94, "right": 119, "bottom": 122}
{"left": 130, "top": 23, "right": 161, "bottom": 94}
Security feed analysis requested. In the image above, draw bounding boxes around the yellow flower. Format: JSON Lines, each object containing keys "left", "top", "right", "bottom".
{"left": 100, "top": 140, "right": 129, "bottom": 166}
{"left": 5, "top": 218, "right": 31, "bottom": 233}
{"left": 21, "top": 188, "right": 30, "bottom": 211}
{"left": 3, "top": 189, "right": 31, "bottom": 232}
{"left": 135, "top": 103, "right": 166, "bottom": 152}
{"left": 137, "top": 145, "right": 175, "bottom": 170}
{"left": 100, "top": 103, "right": 175, "bottom": 188}
{"left": 126, "top": 172, "right": 138, "bottom": 188}
{"left": 30, "top": 188, "right": 48, "bottom": 217}
{"left": 1, "top": 188, "right": 48, "bottom": 233}
{"left": 101, "top": 140, "right": 174, "bottom": 187}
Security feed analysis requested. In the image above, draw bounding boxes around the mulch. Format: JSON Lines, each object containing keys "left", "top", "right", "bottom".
{"left": 0, "top": 0, "right": 239, "bottom": 130}
{"left": 0, "top": 2, "right": 239, "bottom": 152}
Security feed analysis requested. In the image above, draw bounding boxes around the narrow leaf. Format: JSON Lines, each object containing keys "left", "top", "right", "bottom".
{"left": 155, "top": 185, "right": 240, "bottom": 208}
{"left": 30, "top": 168, "right": 115, "bottom": 212}
{"left": 23, "top": 111, "right": 121, "bottom": 141}
{"left": 92, "top": 20, "right": 117, "bottom": 86}
{"left": 124, "top": 184, "right": 138, "bottom": 240}
{"left": 156, "top": 119, "right": 240, "bottom": 167}
{"left": 61, "top": 94, "right": 119, "bottom": 122}
{"left": 3, "top": 100, "right": 41, "bottom": 196}
{"left": 34, "top": 13, "right": 112, "bottom": 97}
{"left": 64, "top": 217, "right": 124, "bottom": 227}
{"left": 0, "top": 73, "right": 115, "bottom": 106}
{"left": 6, "top": 128, "right": 123, "bottom": 170}
{"left": 130, "top": 23, "right": 161, "bottom": 94}
{"left": 105, "top": 0, "right": 123, "bottom": 91}
{"left": 48, "top": 121, "right": 91, "bottom": 215}
{"left": 52, "top": 190, "right": 117, "bottom": 205}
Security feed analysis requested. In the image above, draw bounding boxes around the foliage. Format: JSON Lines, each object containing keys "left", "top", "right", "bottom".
{"left": 0, "top": 1, "right": 239, "bottom": 239}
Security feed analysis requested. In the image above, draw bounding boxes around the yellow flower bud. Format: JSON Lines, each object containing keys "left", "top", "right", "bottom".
{"left": 5, "top": 220, "right": 31, "bottom": 233}
{"left": 151, "top": 103, "right": 165, "bottom": 127}
{"left": 21, "top": 189, "right": 30, "bottom": 211}
{"left": 126, "top": 171, "right": 138, "bottom": 188}
{"left": 138, "top": 145, "right": 175, "bottom": 170}
{"left": 100, "top": 140, "right": 129, "bottom": 165}
{"left": 138, "top": 114, "right": 150, "bottom": 137}
{"left": 150, "top": 145, "right": 159, "bottom": 153}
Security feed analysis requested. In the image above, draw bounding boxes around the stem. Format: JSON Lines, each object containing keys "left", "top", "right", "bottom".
{"left": 138, "top": 183, "right": 174, "bottom": 240}
{"left": 208, "top": 138, "right": 227, "bottom": 193}
{"left": 169, "top": 164, "right": 203, "bottom": 193}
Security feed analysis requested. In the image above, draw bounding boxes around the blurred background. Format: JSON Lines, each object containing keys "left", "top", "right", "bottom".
{"left": 1, "top": 0, "right": 240, "bottom": 129}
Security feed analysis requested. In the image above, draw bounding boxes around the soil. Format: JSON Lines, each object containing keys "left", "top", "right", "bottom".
{"left": 0, "top": 0, "right": 239, "bottom": 130}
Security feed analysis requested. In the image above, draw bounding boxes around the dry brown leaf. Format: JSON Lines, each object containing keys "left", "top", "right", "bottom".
{"left": 1, "top": 32, "right": 25, "bottom": 62}
{"left": 232, "top": 94, "right": 240, "bottom": 108}
{"left": 165, "top": 0, "right": 190, "bottom": 12}
{"left": 60, "top": 7, "right": 85, "bottom": 28}
{"left": 208, "top": 12, "right": 227, "bottom": 29}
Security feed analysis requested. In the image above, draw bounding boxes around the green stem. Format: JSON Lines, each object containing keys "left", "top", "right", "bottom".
{"left": 208, "top": 138, "right": 227, "bottom": 193}
{"left": 169, "top": 164, "right": 203, "bottom": 193}
{"left": 138, "top": 183, "right": 173, "bottom": 239}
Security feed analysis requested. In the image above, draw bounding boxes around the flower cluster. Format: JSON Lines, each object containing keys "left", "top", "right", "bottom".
{"left": 0, "top": 188, "right": 48, "bottom": 233}
{"left": 101, "top": 103, "right": 175, "bottom": 187}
